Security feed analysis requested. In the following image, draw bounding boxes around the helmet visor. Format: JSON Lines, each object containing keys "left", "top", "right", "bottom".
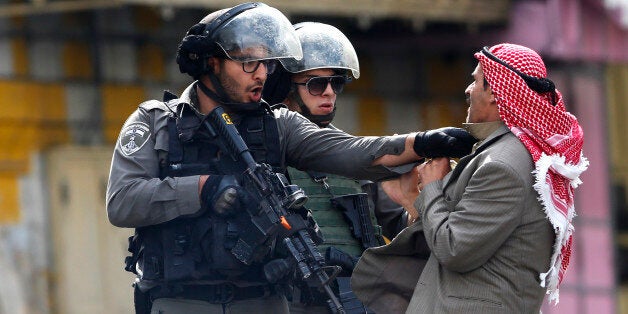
{"left": 281, "top": 22, "right": 360, "bottom": 79}
{"left": 214, "top": 5, "right": 303, "bottom": 62}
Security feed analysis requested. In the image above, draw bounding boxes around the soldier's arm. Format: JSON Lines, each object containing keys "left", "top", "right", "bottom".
{"left": 372, "top": 133, "right": 420, "bottom": 166}
{"left": 106, "top": 102, "right": 202, "bottom": 228}
{"left": 276, "top": 108, "right": 416, "bottom": 181}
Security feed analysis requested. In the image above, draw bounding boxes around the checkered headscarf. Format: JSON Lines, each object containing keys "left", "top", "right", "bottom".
{"left": 475, "top": 43, "right": 589, "bottom": 304}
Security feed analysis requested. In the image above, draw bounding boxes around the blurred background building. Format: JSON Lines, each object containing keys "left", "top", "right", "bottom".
{"left": 0, "top": 0, "right": 626, "bottom": 313}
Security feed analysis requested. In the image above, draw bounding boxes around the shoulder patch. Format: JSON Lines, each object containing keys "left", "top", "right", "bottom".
{"left": 119, "top": 122, "right": 151, "bottom": 155}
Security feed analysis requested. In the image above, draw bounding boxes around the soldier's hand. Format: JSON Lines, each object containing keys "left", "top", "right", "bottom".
{"left": 413, "top": 127, "right": 477, "bottom": 158}
{"left": 200, "top": 175, "right": 243, "bottom": 217}
{"left": 263, "top": 258, "right": 293, "bottom": 283}
{"left": 325, "top": 246, "right": 358, "bottom": 276}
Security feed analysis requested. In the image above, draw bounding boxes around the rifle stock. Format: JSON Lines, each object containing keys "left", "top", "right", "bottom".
{"left": 332, "top": 193, "right": 382, "bottom": 249}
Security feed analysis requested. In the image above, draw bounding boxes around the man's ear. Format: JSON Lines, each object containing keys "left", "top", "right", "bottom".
{"left": 488, "top": 89, "right": 501, "bottom": 120}
{"left": 489, "top": 88, "right": 497, "bottom": 105}
{"left": 283, "top": 89, "right": 298, "bottom": 111}
{"left": 206, "top": 57, "right": 217, "bottom": 73}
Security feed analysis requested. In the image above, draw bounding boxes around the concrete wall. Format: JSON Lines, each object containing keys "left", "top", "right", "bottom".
{"left": 46, "top": 146, "right": 134, "bottom": 314}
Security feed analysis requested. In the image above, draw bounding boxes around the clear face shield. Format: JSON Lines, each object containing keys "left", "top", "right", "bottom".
{"left": 281, "top": 22, "right": 360, "bottom": 79}
{"left": 213, "top": 5, "right": 303, "bottom": 63}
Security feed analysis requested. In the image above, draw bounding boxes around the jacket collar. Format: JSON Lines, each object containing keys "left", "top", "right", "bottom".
{"left": 443, "top": 125, "right": 510, "bottom": 189}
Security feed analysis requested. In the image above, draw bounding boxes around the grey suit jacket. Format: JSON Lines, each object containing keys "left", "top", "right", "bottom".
{"left": 352, "top": 126, "right": 554, "bottom": 314}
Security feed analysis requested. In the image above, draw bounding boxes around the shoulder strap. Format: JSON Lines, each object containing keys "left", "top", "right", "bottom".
{"left": 137, "top": 90, "right": 180, "bottom": 114}
{"left": 163, "top": 90, "right": 178, "bottom": 102}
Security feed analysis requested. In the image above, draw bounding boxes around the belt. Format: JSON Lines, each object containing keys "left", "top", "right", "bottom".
{"left": 150, "top": 283, "right": 276, "bottom": 304}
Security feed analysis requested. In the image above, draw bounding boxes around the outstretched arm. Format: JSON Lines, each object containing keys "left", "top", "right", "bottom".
{"left": 374, "top": 127, "right": 476, "bottom": 166}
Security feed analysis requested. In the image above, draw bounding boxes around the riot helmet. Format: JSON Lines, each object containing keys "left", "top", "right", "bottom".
{"left": 176, "top": 2, "right": 302, "bottom": 77}
{"left": 274, "top": 22, "right": 359, "bottom": 127}
{"left": 281, "top": 22, "right": 360, "bottom": 79}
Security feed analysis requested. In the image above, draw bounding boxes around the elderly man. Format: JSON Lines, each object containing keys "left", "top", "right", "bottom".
{"left": 352, "top": 43, "right": 589, "bottom": 314}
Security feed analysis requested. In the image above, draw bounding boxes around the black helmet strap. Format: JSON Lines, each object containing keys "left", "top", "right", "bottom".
{"left": 196, "top": 79, "right": 262, "bottom": 113}
{"left": 292, "top": 93, "right": 336, "bottom": 127}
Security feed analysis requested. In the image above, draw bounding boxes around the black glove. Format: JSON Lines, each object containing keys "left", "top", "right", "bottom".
{"left": 325, "top": 246, "right": 358, "bottom": 276}
{"left": 263, "top": 258, "right": 293, "bottom": 284}
{"left": 200, "top": 175, "right": 242, "bottom": 217}
{"left": 413, "top": 127, "right": 477, "bottom": 158}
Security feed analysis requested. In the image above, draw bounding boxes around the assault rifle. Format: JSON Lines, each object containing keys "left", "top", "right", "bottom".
{"left": 332, "top": 193, "right": 383, "bottom": 249}
{"left": 203, "top": 106, "right": 345, "bottom": 314}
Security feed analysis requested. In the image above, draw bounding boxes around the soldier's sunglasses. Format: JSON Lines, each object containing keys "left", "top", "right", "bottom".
{"left": 294, "top": 75, "right": 350, "bottom": 96}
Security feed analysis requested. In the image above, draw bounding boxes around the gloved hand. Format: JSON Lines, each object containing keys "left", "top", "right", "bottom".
{"left": 325, "top": 246, "right": 358, "bottom": 276}
{"left": 413, "top": 127, "right": 477, "bottom": 158}
{"left": 263, "top": 258, "right": 293, "bottom": 283}
{"left": 200, "top": 175, "right": 243, "bottom": 217}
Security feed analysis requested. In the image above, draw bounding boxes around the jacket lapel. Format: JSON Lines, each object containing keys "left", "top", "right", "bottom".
{"left": 443, "top": 126, "right": 510, "bottom": 190}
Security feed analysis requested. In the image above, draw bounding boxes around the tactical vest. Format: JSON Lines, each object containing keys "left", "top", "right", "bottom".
{"left": 125, "top": 99, "right": 284, "bottom": 284}
{"left": 286, "top": 168, "right": 384, "bottom": 257}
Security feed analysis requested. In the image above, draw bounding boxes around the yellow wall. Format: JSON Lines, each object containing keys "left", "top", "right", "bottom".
{"left": 102, "top": 84, "right": 147, "bottom": 143}
{"left": 0, "top": 80, "right": 69, "bottom": 222}
{"left": 63, "top": 41, "right": 93, "bottom": 79}
{"left": 0, "top": 174, "right": 19, "bottom": 222}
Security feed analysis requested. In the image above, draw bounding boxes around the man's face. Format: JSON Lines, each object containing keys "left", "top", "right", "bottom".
{"left": 465, "top": 64, "right": 498, "bottom": 123}
{"left": 212, "top": 49, "right": 269, "bottom": 103}
{"left": 292, "top": 68, "right": 337, "bottom": 116}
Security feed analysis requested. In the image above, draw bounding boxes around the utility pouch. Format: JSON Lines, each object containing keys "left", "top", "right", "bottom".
{"left": 162, "top": 217, "right": 215, "bottom": 282}
{"left": 209, "top": 218, "right": 251, "bottom": 277}
{"left": 125, "top": 226, "right": 164, "bottom": 281}
{"left": 161, "top": 222, "right": 196, "bottom": 282}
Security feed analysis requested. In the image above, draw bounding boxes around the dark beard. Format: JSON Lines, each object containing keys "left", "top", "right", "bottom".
{"left": 216, "top": 61, "right": 242, "bottom": 103}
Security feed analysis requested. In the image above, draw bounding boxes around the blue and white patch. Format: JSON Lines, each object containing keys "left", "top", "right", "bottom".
{"left": 119, "top": 122, "right": 151, "bottom": 156}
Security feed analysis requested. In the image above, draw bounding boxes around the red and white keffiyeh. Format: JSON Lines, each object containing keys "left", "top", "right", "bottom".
{"left": 475, "top": 43, "right": 589, "bottom": 304}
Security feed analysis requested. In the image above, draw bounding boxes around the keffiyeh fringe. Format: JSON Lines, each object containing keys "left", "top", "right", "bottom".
{"left": 534, "top": 152, "right": 589, "bottom": 304}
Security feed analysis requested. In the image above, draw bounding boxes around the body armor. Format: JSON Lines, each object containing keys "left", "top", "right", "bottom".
{"left": 125, "top": 99, "right": 283, "bottom": 285}
{"left": 286, "top": 168, "right": 383, "bottom": 257}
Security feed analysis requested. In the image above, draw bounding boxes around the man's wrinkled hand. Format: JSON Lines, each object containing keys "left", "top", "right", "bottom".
{"left": 381, "top": 166, "right": 420, "bottom": 209}
{"left": 418, "top": 157, "right": 451, "bottom": 189}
